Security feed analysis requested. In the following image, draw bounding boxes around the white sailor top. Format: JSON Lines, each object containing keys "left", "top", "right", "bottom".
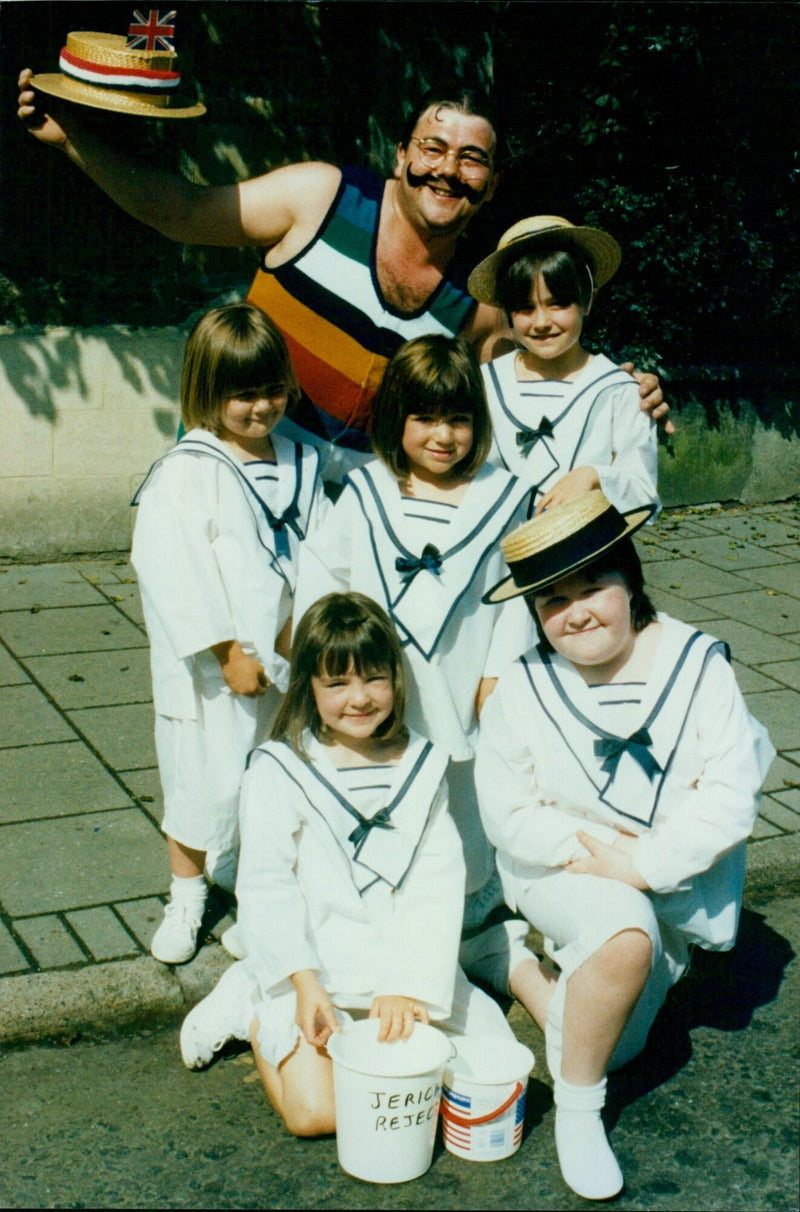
{"left": 131, "top": 429, "right": 326, "bottom": 718}
{"left": 476, "top": 615, "right": 774, "bottom": 949}
{"left": 294, "top": 458, "right": 536, "bottom": 759}
{"left": 236, "top": 730, "right": 464, "bottom": 1017}
{"left": 482, "top": 351, "right": 659, "bottom": 514}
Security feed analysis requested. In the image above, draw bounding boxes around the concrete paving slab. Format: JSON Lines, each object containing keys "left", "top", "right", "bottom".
{"left": 14, "top": 914, "right": 89, "bottom": 968}
{"left": 755, "top": 657, "right": 800, "bottom": 692}
{"left": 96, "top": 580, "right": 146, "bottom": 627}
{"left": 122, "top": 767, "right": 164, "bottom": 825}
{"left": 750, "top": 816, "right": 781, "bottom": 839}
{"left": 646, "top": 587, "right": 723, "bottom": 623}
{"left": 643, "top": 557, "right": 755, "bottom": 599}
{"left": 759, "top": 796, "right": 800, "bottom": 833}
{"left": 25, "top": 648, "right": 152, "bottom": 709}
{"left": 742, "top": 688, "right": 800, "bottom": 751}
{"left": 771, "top": 786, "right": 800, "bottom": 813}
{"left": 0, "top": 564, "right": 105, "bottom": 611}
{"left": 0, "top": 741, "right": 134, "bottom": 824}
{"left": 729, "top": 660, "right": 785, "bottom": 694}
{"left": 736, "top": 561, "right": 800, "bottom": 598}
{"left": 66, "top": 906, "right": 141, "bottom": 962}
{"left": 0, "top": 603, "right": 148, "bottom": 657}
{"left": 760, "top": 754, "right": 800, "bottom": 796}
{"left": 661, "top": 534, "right": 792, "bottom": 571}
{"left": 0, "top": 643, "right": 29, "bottom": 686}
{"left": 0, "top": 683, "right": 76, "bottom": 749}
{"left": 0, "top": 921, "right": 30, "bottom": 976}
{"left": 697, "top": 589, "right": 800, "bottom": 635}
{"left": 695, "top": 511, "right": 800, "bottom": 546}
{"left": 67, "top": 702, "right": 156, "bottom": 769}
{"left": 687, "top": 618, "right": 800, "bottom": 666}
{"left": 0, "top": 809, "right": 165, "bottom": 916}
{"left": 115, "top": 896, "right": 170, "bottom": 951}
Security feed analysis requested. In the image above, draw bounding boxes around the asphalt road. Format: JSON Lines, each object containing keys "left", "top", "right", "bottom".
{"left": 2, "top": 892, "right": 797, "bottom": 1211}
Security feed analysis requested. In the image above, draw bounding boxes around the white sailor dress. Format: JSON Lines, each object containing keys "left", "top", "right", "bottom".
{"left": 293, "top": 458, "right": 537, "bottom": 892}
{"left": 236, "top": 731, "right": 515, "bottom": 1067}
{"left": 131, "top": 429, "right": 326, "bottom": 862}
{"left": 476, "top": 614, "right": 774, "bottom": 1070}
{"left": 482, "top": 351, "right": 659, "bottom": 514}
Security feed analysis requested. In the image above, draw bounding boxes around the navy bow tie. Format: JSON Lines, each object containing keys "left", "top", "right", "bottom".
{"left": 269, "top": 501, "right": 302, "bottom": 559}
{"left": 594, "top": 728, "right": 662, "bottom": 780}
{"left": 395, "top": 543, "right": 443, "bottom": 585}
{"left": 349, "top": 807, "right": 396, "bottom": 849}
{"left": 516, "top": 416, "right": 554, "bottom": 453}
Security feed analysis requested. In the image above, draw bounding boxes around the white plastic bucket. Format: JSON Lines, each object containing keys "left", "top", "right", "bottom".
{"left": 326, "top": 1018, "right": 453, "bottom": 1184}
{"left": 441, "top": 1036, "right": 535, "bottom": 1161}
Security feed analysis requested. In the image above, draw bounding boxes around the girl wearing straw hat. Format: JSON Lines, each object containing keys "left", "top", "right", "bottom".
{"left": 468, "top": 216, "right": 659, "bottom": 519}
{"left": 476, "top": 490, "right": 773, "bottom": 1200}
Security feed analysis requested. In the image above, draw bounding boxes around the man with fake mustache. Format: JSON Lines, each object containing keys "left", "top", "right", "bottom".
{"left": 18, "top": 77, "right": 666, "bottom": 478}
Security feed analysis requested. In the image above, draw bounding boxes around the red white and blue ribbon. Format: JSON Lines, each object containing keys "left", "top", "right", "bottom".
{"left": 59, "top": 46, "right": 181, "bottom": 91}
{"left": 126, "top": 10, "right": 177, "bottom": 52}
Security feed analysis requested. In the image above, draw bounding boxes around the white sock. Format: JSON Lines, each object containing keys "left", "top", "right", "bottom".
{"left": 554, "top": 1075, "right": 623, "bottom": 1201}
{"left": 170, "top": 874, "right": 207, "bottom": 914}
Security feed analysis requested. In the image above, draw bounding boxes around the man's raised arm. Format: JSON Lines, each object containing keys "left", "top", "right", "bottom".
{"left": 17, "top": 68, "right": 339, "bottom": 253}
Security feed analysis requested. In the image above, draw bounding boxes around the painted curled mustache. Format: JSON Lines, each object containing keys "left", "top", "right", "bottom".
{"left": 404, "top": 164, "right": 487, "bottom": 207}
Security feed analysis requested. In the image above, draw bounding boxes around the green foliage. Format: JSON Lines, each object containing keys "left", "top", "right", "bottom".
{"left": 3, "top": 0, "right": 797, "bottom": 420}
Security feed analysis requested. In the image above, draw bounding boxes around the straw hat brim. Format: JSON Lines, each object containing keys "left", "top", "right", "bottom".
{"left": 31, "top": 72, "right": 206, "bottom": 118}
{"left": 485, "top": 503, "right": 655, "bottom": 603}
{"left": 468, "top": 225, "right": 621, "bottom": 307}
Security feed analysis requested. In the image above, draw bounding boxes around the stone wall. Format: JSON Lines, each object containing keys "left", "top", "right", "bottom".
{"left": 1, "top": 326, "right": 797, "bottom": 560}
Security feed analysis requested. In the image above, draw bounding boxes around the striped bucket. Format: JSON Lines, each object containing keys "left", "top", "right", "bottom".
{"left": 441, "top": 1037, "right": 535, "bottom": 1162}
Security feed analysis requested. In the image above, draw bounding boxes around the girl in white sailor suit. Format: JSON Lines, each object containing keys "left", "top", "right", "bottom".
{"left": 293, "top": 335, "right": 539, "bottom": 1000}
{"left": 467, "top": 215, "right": 658, "bottom": 518}
{"left": 476, "top": 490, "right": 774, "bottom": 1201}
{"left": 179, "top": 593, "right": 515, "bottom": 1135}
{"left": 131, "top": 304, "right": 327, "bottom": 966}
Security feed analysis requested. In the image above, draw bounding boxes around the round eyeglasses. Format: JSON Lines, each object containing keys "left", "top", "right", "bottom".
{"left": 408, "top": 138, "right": 492, "bottom": 180}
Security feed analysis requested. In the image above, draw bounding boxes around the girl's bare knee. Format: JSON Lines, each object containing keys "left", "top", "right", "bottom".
{"left": 283, "top": 1098, "right": 336, "bottom": 1138}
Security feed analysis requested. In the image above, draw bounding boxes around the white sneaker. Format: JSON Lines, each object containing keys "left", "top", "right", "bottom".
{"left": 150, "top": 900, "right": 203, "bottom": 965}
{"left": 180, "top": 961, "right": 254, "bottom": 1070}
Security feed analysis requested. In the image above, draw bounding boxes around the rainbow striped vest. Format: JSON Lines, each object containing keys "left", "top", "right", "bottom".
{"left": 246, "top": 166, "right": 476, "bottom": 452}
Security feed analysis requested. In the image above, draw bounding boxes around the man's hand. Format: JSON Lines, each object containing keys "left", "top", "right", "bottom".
{"left": 18, "top": 69, "right": 71, "bottom": 149}
{"left": 622, "top": 363, "right": 674, "bottom": 435}
{"left": 534, "top": 466, "right": 599, "bottom": 516}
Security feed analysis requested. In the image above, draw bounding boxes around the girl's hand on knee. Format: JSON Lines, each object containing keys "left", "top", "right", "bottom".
{"left": 211, "top": 639, "right": 270, "bottom": 696}
{"left": 370, "top": 995, "right": 429, "bottom": 1043}
{"left": 291, "top": 969, "right": 340, "bottom": 1047}
{"left": 565, "top": 831, "right": 649, "bottom": 889}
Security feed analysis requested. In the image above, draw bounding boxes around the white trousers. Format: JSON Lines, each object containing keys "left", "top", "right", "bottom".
{"left": 512, "top": 868, "right": 690, "bottom": 1078}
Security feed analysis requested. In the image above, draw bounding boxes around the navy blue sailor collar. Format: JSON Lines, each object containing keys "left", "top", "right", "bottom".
{"left": 486, "top": 352, "right": 634, "bottom": 486}
{"left": 247, "top": 730, "right": 448, "bottom": 894}
{"left": 519, "top": 616, "right": 729, "bottom": 827}
{"left": 345, "top": 460, "right": 532, "bottom": 659}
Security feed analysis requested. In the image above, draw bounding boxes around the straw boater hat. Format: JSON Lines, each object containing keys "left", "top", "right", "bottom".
{"left": 467, "top": 215, "right": 622, "bottom": 307}
{"left": 485, "top": 489, "right": 655, "bottom": 603}
{"left": 30, "top": 11, "right": 205, "bottom": 119}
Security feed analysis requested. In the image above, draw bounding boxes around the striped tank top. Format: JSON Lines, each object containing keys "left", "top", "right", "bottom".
{"left": 246, "top": 166, "right": 476, "bottom": 452}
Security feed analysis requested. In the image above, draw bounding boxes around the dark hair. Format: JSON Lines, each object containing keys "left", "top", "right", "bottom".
{"left": 181, "top": 303, "right": 300, "bottom": 435}
{"left": 371, "top": 335, "right": 492, "bottom": 478}
{"left": 526, "top": 537, "right": 657, "bottom": 653}
{"left": 399, "top": 86, "right": 504, "bottom": 163}
{"left": 496, "top": 245, "right": 595, "bottom": 315}
{"left": 271, "top": 593, "right": 408, "bottom": 759}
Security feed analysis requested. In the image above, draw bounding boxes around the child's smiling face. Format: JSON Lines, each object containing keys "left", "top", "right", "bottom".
{"left": 401, "top": 411, "right": 474, "bottom": 483}
{"left": 512, "top": 273, "right": 586, "bottom": 375}
{"left": 312, "top": 663, "right": 395, "bottom": 751}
